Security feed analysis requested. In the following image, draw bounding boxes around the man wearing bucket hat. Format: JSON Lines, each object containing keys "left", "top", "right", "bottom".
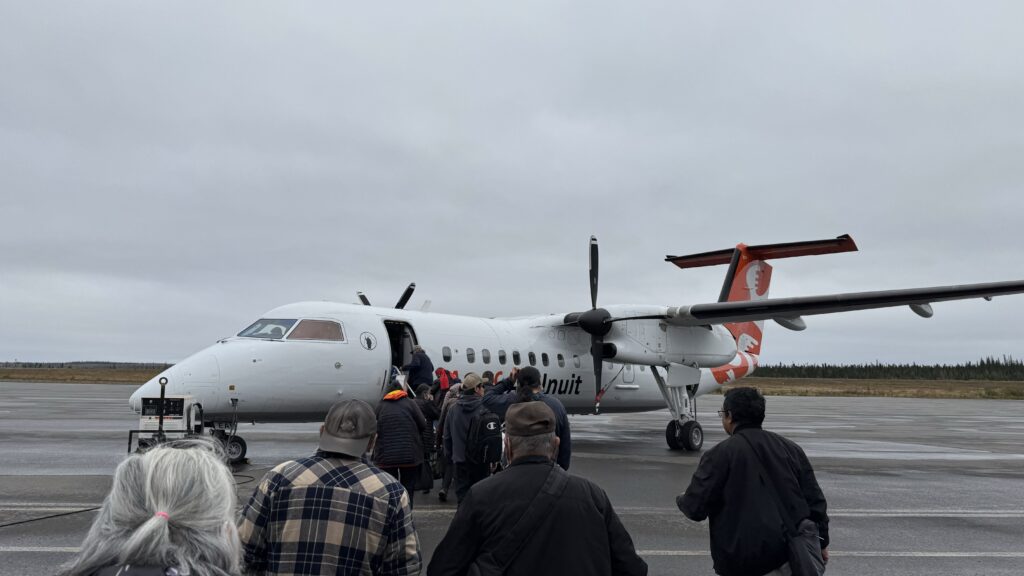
{"left": 428, "top": 401, "right": 647, "bottom": 576}
{"left": 239, "top": 399, "right": 422, "bottom": 575}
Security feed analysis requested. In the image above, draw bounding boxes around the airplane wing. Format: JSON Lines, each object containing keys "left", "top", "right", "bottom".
{"left": 660, "top": 280, "right": 1024, "bottom": 328}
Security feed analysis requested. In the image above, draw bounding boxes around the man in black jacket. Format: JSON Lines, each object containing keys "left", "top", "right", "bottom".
{"left": 402, "top": 345, "right": 435, "bottom": 388}
{"left": 678, "top": 387, "right": 829, "bottom": 576}
{"left": 428, "top": 401, "right": 647, "bottom": 576}
{"left": 482, "top": 366, "right": 572, "bottom": 470}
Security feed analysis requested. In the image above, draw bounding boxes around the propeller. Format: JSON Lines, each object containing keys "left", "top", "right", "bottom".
{"left": 355, "top": 283, "right": 416, "bottom": 309}
{"left": 563, "top": 236, "right": 613, "bottom": 409}
{"left": 394, "top": 283, "right": 416, "bottom": 309}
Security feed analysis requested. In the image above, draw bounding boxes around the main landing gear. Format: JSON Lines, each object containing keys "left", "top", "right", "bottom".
{"left": 212, "top": 428, "right": 247, "bottom": 464}
{"left": 666, "top": 420, "right": 703, "bottom": 451}
{"left": 651, "top": 365, "right": 704, "bottom": 452}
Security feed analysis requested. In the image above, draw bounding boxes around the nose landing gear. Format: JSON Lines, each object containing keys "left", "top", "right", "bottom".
{"left": 212, "top": 428, "right": 247, "bottom": 464}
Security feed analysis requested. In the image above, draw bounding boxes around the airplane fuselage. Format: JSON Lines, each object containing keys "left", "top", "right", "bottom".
{"left": 130, "top": 301, "right": 737, "bottom": 423}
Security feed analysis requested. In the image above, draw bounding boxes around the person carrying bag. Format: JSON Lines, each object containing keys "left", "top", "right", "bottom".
{"left": 737, "top": 432, "right": 826, "bottom": 576}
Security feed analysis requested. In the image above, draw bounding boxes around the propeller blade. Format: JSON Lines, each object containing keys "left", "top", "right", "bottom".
{"left": 357, "top": 292, "right": 371, "bottom": 306}
{"left": 589, "top": 236, "right": 599, "bottom": 310}
{"left": 591, "top": 335, "right": 604, "bottom": 405}
{"left": 394, "top": 282, "right": 416, "bottom": 309}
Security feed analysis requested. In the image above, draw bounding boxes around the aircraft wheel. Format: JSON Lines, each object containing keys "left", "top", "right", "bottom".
{"left": 223, "top": 435, "right": 247, "bottom": 464}
{"left": 665, "top": 421, "right": 683, "bottom": 450}
{"left": 681, "top": 421, "right": 704, "bottom": 452}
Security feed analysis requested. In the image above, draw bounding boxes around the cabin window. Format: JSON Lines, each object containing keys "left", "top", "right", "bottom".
{"left": 286, "top": 319, "right": 344, "bottom": 341}
{"left": 528, "top": 352, "right": 537, "bottom": 366}
{"left": 443, "top": 346, "right": 452, "bottom": 362}
{"left": 498, "top": 350, "right": 507, "bottom": 365}
{"left": 541, "top": 353, "right": 549, "bottom": 367}
{"left": 466, "top": 348, "right": 476, "bottom": 363}
{"left": 557, "top": 353, "right": 565, "bottom": 368}
{"left": 482, "top": 349, "right": 491, "bottom": 364}
{"left": 512, "top": 351, "right": 521, "bottom": 365}
{"left": 238, "top": 318, "right": 297, "bottom": 340}
{"left": 573, "top": 355, "right": 581, "bottom": 368}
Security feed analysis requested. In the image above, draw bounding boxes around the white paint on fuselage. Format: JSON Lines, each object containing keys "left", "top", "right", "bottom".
{"left": 130, "top": 302, "right": 733, "bottom": 424}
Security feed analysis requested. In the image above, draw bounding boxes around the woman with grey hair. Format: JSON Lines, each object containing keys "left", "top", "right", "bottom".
{"left": 58, "top": 440, "right": 241, "bottom": 576}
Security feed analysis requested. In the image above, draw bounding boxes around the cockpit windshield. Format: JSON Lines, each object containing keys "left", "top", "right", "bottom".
{"left": 237, "top": 319, "right": 297, "bottom": 339}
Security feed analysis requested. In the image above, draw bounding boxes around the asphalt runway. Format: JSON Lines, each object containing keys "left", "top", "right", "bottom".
{"left": 2, "top": 381, "right": 1023, "bottom": 575}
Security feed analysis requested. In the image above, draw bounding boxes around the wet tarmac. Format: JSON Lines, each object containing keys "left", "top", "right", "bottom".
{"left": 2, "top": 381, "right": 1023, "bottom": 575}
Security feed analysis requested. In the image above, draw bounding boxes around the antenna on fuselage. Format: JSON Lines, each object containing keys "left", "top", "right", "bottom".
{"left": 357, "top": 292, "right": 371, "bottom": 306}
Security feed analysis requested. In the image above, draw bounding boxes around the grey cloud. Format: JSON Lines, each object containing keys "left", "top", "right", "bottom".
{"left": 3, "top": 1, "right": 1024, "bottom": 363}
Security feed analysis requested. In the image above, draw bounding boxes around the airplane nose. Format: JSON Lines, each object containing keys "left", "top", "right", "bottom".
{"left": 129, "top": 376, "right": 161, "bottom": 413}
{"left": 129, "top": 350, "right": 221, "bottom": 413}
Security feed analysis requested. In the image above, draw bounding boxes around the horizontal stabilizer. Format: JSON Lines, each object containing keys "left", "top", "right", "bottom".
{"left": 666, "top": 234, "right": 858, "bottom": 269}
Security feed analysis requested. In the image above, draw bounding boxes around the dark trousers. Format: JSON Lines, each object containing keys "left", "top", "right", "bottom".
{"left": 380, "top": 465, "right": 420, "bottom": 508}
{"left": 453, "top": 461, "right": 489, "bottom": 504}
{"left": 440, "top": 454, "right": 454, "bottom": 493}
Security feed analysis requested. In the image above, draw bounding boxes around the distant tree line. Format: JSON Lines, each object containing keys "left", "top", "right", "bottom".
{"left": 0, "top": 361, "right": 173, "bottom": 370}
{"left": 751, "top": 355, "right": 1024, "bottom": 381}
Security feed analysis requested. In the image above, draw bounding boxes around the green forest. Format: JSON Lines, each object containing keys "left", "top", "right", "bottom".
{"left": 751, "top": 356, "right": 1024, "bottom": 381}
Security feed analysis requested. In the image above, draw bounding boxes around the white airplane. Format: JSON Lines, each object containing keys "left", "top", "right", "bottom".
{"left": 129, "top": 235, "right": 1024, "bottom": 462}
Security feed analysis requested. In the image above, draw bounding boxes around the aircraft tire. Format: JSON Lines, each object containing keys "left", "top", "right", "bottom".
{"left": 681, "top": 421, "right": 703, "bottom": 452}
{"left": 223, "top": 435, "right": 247, "bottom": 464}
{"left": 665, "top": 421, "right": 683, "bottom": 450}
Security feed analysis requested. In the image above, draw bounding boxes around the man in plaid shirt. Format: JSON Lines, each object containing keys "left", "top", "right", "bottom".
{"left": 239, "top": 399, "right": 422, "bottom": 575}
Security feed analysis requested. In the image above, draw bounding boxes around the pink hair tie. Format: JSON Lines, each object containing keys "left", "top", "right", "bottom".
{"left": 155, "top": 511, "right": 169, "bottom": 520}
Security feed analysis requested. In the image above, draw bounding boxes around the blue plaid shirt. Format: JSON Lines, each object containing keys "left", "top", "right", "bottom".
{"left": 238, "top": 452, "right": 421, "bottom": 575}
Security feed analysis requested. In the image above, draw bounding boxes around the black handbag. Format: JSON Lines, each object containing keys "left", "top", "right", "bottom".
{"left": 737, "top": 432, "right": 826, "bottom": 576}
{"left": 467, "top": 463, "right": 569, "bottom": 576}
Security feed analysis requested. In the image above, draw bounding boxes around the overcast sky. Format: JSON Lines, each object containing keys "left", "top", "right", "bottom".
{"left": 2, "top": 2, "right": 1024, "bottom": 365}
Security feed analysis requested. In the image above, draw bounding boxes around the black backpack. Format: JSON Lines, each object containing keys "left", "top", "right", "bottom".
{"left": 466, "top": 409, "right": 502, "bottom": 465}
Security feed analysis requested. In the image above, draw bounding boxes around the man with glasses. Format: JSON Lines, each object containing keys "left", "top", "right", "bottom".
{"left": 678, "top": 387, "right": 830, "bottom": 576}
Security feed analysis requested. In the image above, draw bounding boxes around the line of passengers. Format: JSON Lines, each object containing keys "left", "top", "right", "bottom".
{"left": 57, "top": 356, "right": 828, "bottom": 576}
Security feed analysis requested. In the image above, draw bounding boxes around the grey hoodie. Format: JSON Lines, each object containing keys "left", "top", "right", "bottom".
{"left": 442, "top": 393, "right": 485, "bottom": 464}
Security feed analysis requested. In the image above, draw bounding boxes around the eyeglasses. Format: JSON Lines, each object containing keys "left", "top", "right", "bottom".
{"left": 717, "top": 410, "right": 729, "bottom": 417}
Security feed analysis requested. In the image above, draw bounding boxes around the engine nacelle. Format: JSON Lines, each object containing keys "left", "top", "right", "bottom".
{"left": 603, "top": 321, "right": 736, "bottom": 367}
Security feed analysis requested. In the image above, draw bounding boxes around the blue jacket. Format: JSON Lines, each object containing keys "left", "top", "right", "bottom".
{"left": 483, "top": 379, "right": 572, "bottom": 470}
{"left": 443, "top": 394, "right": 485, "bottom": 464}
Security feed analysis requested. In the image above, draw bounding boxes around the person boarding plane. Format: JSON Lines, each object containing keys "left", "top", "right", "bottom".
{"left": 129, "top": 235, "right": 1024, "bottom": 462}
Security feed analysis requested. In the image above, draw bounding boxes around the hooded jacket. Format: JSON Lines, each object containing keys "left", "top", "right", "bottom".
{"left": 373, "top": 390, "right": 428, "bottom": 467}
{"left": 442, "top": 393, "right": 485, "bottom": 464}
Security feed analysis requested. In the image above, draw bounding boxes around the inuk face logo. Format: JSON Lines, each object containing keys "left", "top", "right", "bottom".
{"left": 359, "top": 332, "right": 377, "bottom": 351}
{"left": 486, "top": 422, "right": 498, "bottom": 431}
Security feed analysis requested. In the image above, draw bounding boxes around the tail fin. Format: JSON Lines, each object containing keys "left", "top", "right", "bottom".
{"left": 666, "top": 235, "right": 858, "bottom": 382}
{"left": 718, "top": 247, "right": 773, "bottom": 356}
